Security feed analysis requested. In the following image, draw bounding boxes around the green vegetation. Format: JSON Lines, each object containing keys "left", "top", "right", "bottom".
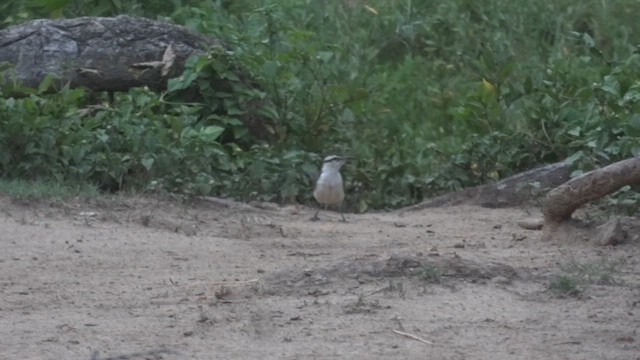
{"left": 560, "top": 257, "right": 623, "bottom": 286}
{"left": 419, "top": 264, "right": 441, "bottom": 283}
{"left": 2, "top": 1, "right": 640, "bottom": 209}
{"left": 0, "top": 178, "right": 99, "bottom": 200}
{"left": 549, "top": 257, "right": 624, "bottom": 297}
{"left": 549, "top": 275, "right": 583, "bottom": 298}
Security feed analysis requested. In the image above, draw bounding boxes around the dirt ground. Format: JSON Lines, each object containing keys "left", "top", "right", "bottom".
{"left": 1, "top": 195, "right": 639, "bottom": 360}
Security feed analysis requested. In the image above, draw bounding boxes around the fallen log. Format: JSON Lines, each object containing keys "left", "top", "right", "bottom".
{"left": 0, "top": 15, "right": 224, "bottom": 92}
{"left": 542, "top": 156, "right": 640, "bottom": 240}
{"left": 0, "top": 15, "right": 274, "bottom": 141}
{"left": 403, "top": 161, "right": 572, "bottom": 210}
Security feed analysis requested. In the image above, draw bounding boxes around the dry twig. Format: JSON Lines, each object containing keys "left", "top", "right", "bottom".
{"left": 391, "top": 329, "right": 433, "bottom": 345}
{"left": 364, "top": 286, "right": 390, "bottom": 297}
{"left": 188, "top": 279, "right": 259, "bottom": 287}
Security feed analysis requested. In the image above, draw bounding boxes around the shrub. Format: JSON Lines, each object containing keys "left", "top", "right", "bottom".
{"left": 2, "top": 0, "right": 640, "bottom": 210}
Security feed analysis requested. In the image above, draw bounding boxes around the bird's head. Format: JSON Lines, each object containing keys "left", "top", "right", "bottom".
{"left": 322, "top": 155, "right": 353, "bottom": 172}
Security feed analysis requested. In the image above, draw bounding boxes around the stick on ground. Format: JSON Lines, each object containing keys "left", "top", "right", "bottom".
{"left": 391, "top": 329, "right": 434, "bottom": 345}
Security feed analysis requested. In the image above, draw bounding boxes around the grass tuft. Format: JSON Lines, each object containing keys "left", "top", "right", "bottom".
{"left": 0, "top": 178, "right": 99, "bottom": 200}
{"left": 419, "top": 265, "right": 442, "bottom": 283}
{"left": 549, "top": 275, "right": 583, "bottom": 298}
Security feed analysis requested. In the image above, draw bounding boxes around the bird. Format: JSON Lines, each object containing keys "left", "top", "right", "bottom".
{"left": 311, "top": 155, "right": 353, "bottom": 222}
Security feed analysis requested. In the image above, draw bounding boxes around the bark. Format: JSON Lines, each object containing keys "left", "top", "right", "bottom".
{"left": 542, "top": 157, "right": 640, "bottom": 238}
{"left": 0, "top": 15, "right": 224, "bottom": 92}
{"left": 0, "top": 15, "right": 274, "bottom": 141}
{"left": 404, "top": 161, "right": 571, "bottom": 211}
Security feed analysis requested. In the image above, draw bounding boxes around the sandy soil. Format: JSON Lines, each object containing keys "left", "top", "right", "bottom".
{"left": 1, "top": 195, "right": 639, "bottom": 360}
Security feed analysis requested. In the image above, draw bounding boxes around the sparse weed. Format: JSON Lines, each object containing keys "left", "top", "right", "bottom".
{"left": 419, "top": 265, "right": 441, "bottom": 283}
{"left": 549, "top": 275, "right": 583, "bottom": 298}
{"left": 214, "top": 286, "right": 232, "bottom": 300}
{"left": 560, "top": 258, "right": 624, "bottom": 286}
{"left": 344, "top": 294, "right": 381, "bottom": 314}
{"left": 550, "top": 257, "right": 624, "bottom": 297}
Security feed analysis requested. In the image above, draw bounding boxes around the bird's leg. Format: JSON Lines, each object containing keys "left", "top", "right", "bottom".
{"left": 310, "top": 209, "right": 320, "bottom": 221}
{"left": 310, "top": 208, "right": 321, "bottom": 221}
{"left": 339, "top": 203, "right": 347, "bottom": 223}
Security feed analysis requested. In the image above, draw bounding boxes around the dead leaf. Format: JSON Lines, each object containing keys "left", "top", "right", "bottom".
{"left": 161, "top": 43, "right": 176, "bottom": 77}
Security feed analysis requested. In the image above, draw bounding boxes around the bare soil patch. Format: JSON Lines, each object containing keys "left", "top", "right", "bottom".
{"left": 1, "top": 195, "right": 639, "bottom": 359}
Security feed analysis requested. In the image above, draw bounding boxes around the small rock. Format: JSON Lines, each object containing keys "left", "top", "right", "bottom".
{"left": 615, "top": 336, "right": 634, "bottom": 343}
{"left": 516, "top": 218, "right": 544, "bottom": 230}
{"left": 491, "top": 276, "right": 511, "bottom": 285}
{"left": 596, "top": 218, "right": 627, "bottom": 246}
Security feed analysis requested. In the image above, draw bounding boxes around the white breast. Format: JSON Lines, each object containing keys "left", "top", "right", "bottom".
{"left": 314, "top": 171, "right": 344, "bottom": 205}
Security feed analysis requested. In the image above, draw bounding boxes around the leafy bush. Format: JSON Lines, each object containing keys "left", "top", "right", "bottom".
{"left": 2, "top": 0, "right": 640, "bottom": 210}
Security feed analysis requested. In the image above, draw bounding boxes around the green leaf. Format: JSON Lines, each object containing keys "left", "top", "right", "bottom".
{"left": 567, "top": 127, "right": 581, "bottom": 136}
{"left": 481, "top": 51, "right": 495, "bottom": 70}
{"left": 523, "top": 76, "right": 533, "bottom": 93}
{"left": 565, "top": 151, "right": 584, "bottom": 165}
{"left": 181, "top": 127, "right": 198, "bottom": 138}
{"left": 261, "top": 60, "right": 279, "bottom": 79}
{"left": 167, "top": 71, "right": 198, "bottom": 92}
{"left": 604, "top": 144, "right": 620, "bottom": 155}
{"left": 317, "top": 51, "right": 334, "bottom": 63}
{"left": 580, "top": 32, "right": 595, "bottom": 48}
{"left": 498, "top": 61, "right": 516, "bottom": 82}
{"left": 629, "top": 114, "right": 640, "bottom": 129}
{"left": 5, "top": 97, "right": 15, "bottom": 109}
{"left": 601, "top": 75, "right": 620, "bottom": 96}
{"left": 289, "top": 30, "right": 316, "bottom": 41}
{"left": 191, "top": 55, "right": 208, "bottom": 71}
{"left": 341, "top": 108, "right": 355, "bottom": 123}
{"left": 141, "top": 157, "right": 155, "bottom": 171}
{"left": 37, "top": 74, "right": 56, "bottom": 94}
{"left": 0, "top": 61, "right": 14, "bottom": 73}
{"left": 223, "top": 71, "right": 239, "bottom": 81}
{"left": 200, "top": 126, "right": 224, "bottom": 142}
{"left": 570, "top": 170, "right": 584, "bottom": 178}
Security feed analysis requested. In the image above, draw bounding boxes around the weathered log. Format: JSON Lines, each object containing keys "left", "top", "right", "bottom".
{"left": 542, "top": 156, "right": 640, "bottom": 239}
{"left": 0, "top": 15, "right": 224, "bottom": 92}
{"left": 0, "top": 15, "right": 275, "bottom": 141}
{"left": 403, "top": 161, "right": 572, "bottom": 211}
